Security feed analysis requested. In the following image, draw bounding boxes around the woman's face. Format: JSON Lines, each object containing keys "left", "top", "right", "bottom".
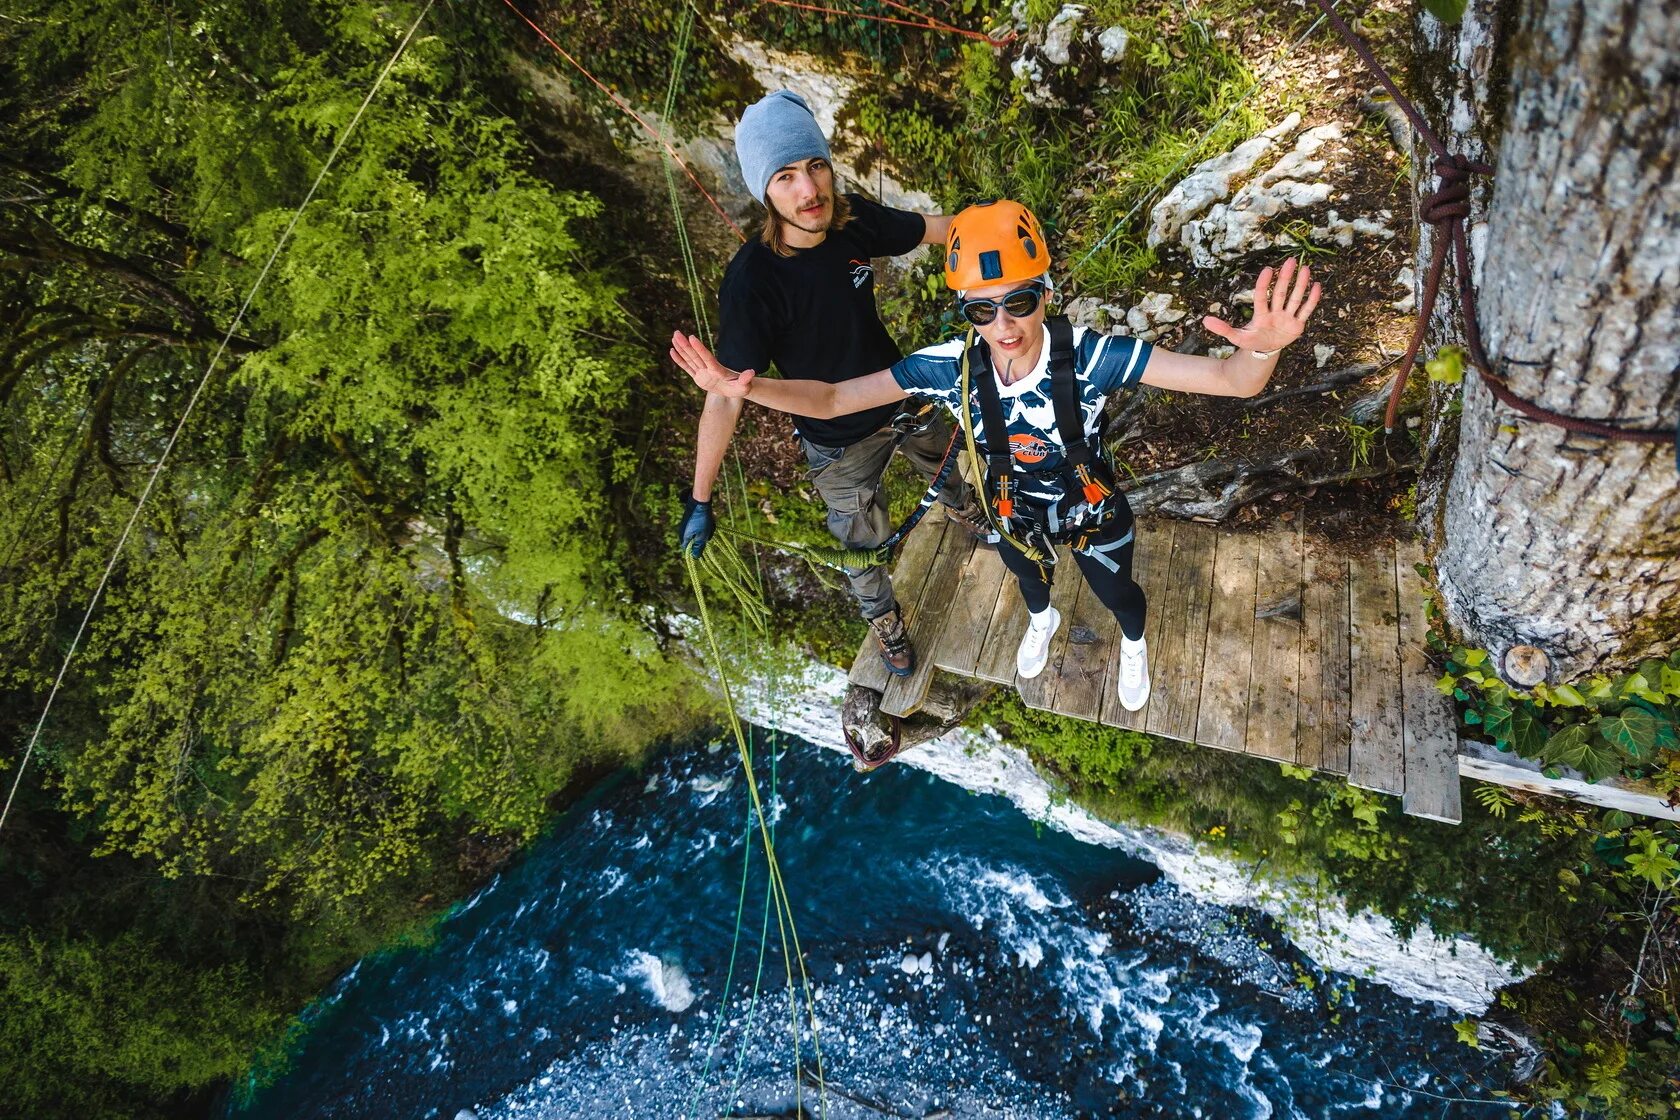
{"left": 963, "top": 278, "right": 1048, "bottom": 371}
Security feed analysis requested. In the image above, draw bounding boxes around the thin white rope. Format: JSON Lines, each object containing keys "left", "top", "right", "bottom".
{"left": 0, "top": 0, "right": 437, "bottom": 833}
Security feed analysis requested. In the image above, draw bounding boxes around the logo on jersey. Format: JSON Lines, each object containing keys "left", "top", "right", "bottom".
{"left": 1010, "top": 433, "right": 1052, "bottom": 464}
{"left": 849, "top": 259, "right": 873, "bottom": 288}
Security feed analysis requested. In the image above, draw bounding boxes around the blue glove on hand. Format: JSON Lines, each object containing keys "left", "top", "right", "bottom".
{"left": 679, "top": 495, "right": 715, "bottom": 559}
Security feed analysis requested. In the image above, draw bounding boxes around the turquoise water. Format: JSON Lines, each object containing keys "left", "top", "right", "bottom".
{"left": 228, "top": 732, "right": 1508, "bottom": 1118}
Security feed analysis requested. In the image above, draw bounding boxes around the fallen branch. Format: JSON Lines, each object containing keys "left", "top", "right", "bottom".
{"left": 1122, "top": 447, "right": 1416, "bottom": 521}
{"left": 1243, "top": 362, "right": 1383, "bottom": 409}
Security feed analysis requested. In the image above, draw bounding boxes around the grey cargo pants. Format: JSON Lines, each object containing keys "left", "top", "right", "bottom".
{"left": 800, "top": 417, "right": 974, "bottom": 621}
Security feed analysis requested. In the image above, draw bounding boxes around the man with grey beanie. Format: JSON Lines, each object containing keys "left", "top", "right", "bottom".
{"left": 678, "top": 89, "right": 986, "bottom": 680}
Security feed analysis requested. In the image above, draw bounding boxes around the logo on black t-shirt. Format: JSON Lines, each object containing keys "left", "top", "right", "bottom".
{"left": 848, "top": 259, "right": 873, "bottom": 289}
{"left": 1010, "top": 433, "right": 1052, "bottom": 464}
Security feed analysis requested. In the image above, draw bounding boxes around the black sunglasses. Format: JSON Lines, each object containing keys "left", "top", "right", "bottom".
{"left": 957, "top": 282, "right": 1046, "bottom": 326}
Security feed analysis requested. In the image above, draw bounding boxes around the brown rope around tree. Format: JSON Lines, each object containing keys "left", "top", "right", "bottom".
{"left": 1312, "top": 0, "right": 1671, "bottom": 446}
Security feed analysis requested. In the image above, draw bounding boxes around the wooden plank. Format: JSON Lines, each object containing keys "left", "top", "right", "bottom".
{"left": 848, "top": 516, "right": 949, "bottom": 692}
{"left": 1103, "top": 520, "right": 1173, "bottom": 731}
{"left": 1460, "top": 740, "right": 1680, "bottom": 823}
{"left": 1298, "top": 539, "right": 1350, "bottom": 773}
{"left": 975, "top": 553, "right": 1032, "bottom": 685}
{"left": 1144, "top": 522, "right": 1217, "bottom": 743}
{"left": 931, "top": 543, "right": 1009, "bottom": 677}
{"left": 1194, "top": 530, "right": 1260, "bottom": 753}
{"left": 881, "top": 532, "right": 976, "bottom": 717}
{"left": 1050, "top": 578, "right": 1118, "bottom": 724}
{"left": 1347, "top": 545, "right": 1404, "bottom": 795}
{"left": 1397, "top": 545, "right": 1461, "bottom": 823}
{"left": 1016, "top": 548, "right": 1083, "bottom": 711}
{"left": 1246, "top": 524, "right": 1305, "bottom": 763}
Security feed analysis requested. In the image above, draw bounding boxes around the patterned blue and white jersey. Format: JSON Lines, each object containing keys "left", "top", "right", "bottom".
{"left": 890, "top": 325, "right": 1152, "bottom": 511}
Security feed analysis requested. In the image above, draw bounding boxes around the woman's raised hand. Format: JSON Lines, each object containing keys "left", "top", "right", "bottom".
{"left": 1202, "top": 257, "right": 1323, "bottom": 355}
{"left": 670, "top": 331, "right": 757, "bottom": 398}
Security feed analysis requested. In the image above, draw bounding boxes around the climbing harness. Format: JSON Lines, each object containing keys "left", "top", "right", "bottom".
{"left": 1309, "top": 0, "right": 1670, "bottom": 447}
{"left": 958, "top": 316, "right": 1130, "bottom": 584}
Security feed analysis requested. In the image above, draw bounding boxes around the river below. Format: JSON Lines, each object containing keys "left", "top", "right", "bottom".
{"left": 228, "top": 726, "right": 1513, "bottom": 1119}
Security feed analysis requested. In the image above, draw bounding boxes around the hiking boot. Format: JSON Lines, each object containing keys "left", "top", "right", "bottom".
{"left": 1118, "top": 636, "right": 1151, "bottom": 711}
{"left": 943, "top": 496, "right": 992, "bottom": 541}
{"left": 1016, "top": 607, "right": 1061, "bottom": 679}
{"left": 869, "top": 606, "right": 916, "bottom": 678}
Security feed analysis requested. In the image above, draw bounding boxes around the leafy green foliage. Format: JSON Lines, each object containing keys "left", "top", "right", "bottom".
{"left": 1431, "top": 619, "right": 1680, "bottom": 792}
{"left": 991, "top": 695, "right": 1680, "bottom": 1118}
{"left": 1, "top": 1, "right": 709, "bottom": 1112}
{"left": 0, "top": 930, "right": 281, "bottom": 1118}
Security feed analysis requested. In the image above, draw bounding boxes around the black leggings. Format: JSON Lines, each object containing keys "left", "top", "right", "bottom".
{"left": 996, "top": 518, "right": 1148, "bottom": 641}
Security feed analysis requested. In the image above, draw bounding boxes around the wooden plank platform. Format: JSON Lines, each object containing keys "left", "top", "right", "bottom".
{"left": 848, "top": 515, "right": 1467, "bottom": 823}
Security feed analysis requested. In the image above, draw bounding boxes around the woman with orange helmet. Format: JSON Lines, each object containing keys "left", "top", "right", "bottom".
{"left": 672, "top": 199, "right": 1323, "bottom": 710}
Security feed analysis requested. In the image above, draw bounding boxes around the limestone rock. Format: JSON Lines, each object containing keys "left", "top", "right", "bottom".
{"left": 1147, "top": 113, "right": 1302, "bottom": 248}
{"left": 1178, "top": 125, "right": 1346, "bottom": 268}
{"left": 1098, "top": 25, "right": 1130, "bottom": 61}
{"left": 1040, "top": 5, "right": 1087, "bottom": 66}
{"left": 1309, "top": 207, "right": 1395, "bottom": 248}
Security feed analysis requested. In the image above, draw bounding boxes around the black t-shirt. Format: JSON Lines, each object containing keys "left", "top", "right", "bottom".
{"left": 715, "top": 193, "right": 927, "bottom": 446}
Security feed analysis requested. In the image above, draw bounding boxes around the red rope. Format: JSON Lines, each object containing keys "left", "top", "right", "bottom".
{"left": 759, "top": 0, "right": 1010, "bottom": 43}
{"left": 874, "top": 0, "right": 1017, "bottom": 43}
{"left": 1312, "top": 0, "right": 1668, "bottom": 445}
{"left": 498, "top": 0, "right": 745, "bottom": 242}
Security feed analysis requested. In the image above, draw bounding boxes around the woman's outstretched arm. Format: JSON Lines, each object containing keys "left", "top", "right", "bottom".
{"left": 1138, "top": 257, "right": 1323, "bottom": 398}
{"left": 670, "top": 331, "right": 909, "bottom": 418}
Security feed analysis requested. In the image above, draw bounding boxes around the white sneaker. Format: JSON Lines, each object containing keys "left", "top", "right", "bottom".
{"left": 1118, "top": 636, "right": 1151, "bottom": 711}
{"left": 1016, "top": 608, "right": 1061, "bottom": 679}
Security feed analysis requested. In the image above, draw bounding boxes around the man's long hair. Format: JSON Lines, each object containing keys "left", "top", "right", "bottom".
{"left": 761, "top": 192, "right": 851, "bottom": 257}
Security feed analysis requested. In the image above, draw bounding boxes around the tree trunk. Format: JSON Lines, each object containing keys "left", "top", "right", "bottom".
{"left": 1410, "top": 0, "right": 1513, "bottom": 538}
{"left": 1432, "top": 0, "right": 1680, "bottom": 679}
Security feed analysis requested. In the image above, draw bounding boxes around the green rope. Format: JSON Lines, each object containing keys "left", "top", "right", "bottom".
{"left": 718, "top": 526, "right": 889, "bottom": 573}
{"left": 722, "top": 733, "right": 778, "bottom": 1105}
{"left": 684, "top": 551, "right": 828, "bottom": 1116}
{"left": 683, "top": 784, "right": 756, "bottom": 1120}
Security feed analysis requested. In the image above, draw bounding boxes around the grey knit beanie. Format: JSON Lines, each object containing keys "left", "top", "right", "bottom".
{"left": 735, "top": 90, "right": 832, "bottom": 203}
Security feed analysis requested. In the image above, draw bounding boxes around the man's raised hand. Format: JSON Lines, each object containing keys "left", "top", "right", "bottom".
{"left": 670, "top": 331, "right": 757, "bottom": 398}
{"left": 1201, "top": 257, "right": 1324, "bottom": 355}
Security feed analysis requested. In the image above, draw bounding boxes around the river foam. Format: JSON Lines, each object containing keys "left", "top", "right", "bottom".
{"left": 737, "top": 663, "right": 1521, "bottom": 1014}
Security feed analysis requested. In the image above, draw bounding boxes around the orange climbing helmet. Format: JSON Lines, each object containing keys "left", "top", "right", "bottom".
{"left": 943, "top": 200, "right": 1050, "bottom": 291}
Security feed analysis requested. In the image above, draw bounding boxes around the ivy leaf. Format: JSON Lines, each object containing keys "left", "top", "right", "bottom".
{"left": 1508, "top": 703, "right": 1547, "bottom": 758}
{"left": 1423, "top": 0, "right": 1468, "bottom": 24}
{"left": 1550, "top": 684, "right": 1587, "bottom": 707}
{"left": 1660, "top": 664, "right": 1680, "bottom": 698}
{"left": 1452, "top": 1019, "right": 1482, "bottom": 1048}
{"left": 1436, "top": 672, "right": 1457, "bottom": 696}
{"left": 1596, "top": 707, "right": 1659, "bottom": 760}
{"left": 1544, "top": 724, "right": 1622, "bottom": 782}
{"left": 1480, "top": 702, "right": 1510, "bottom": 741}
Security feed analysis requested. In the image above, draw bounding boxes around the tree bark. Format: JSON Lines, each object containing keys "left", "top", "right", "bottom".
{"left": 1410, "top": 0, "right": 1513, "bottom": 538}
{"left": 1433, "top": 0, "right": 1680, "bottom": 678}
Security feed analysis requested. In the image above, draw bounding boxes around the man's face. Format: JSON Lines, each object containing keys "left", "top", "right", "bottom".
{"left": 965, "top": 278, "right": 1048, "bottom": 370}
{"left": 764, "top": 157, "right": 835, "bottom": 233}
